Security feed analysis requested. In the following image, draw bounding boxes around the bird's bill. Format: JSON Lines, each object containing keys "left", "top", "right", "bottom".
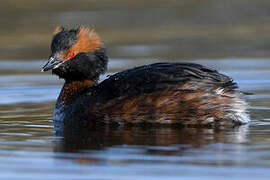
{"left": 41, "top": 55, "right": 62, "bottom": 72}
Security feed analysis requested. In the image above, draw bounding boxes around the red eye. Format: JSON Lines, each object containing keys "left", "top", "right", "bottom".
{"left": 68, "top": 52, "right": 75, "bottom": 59}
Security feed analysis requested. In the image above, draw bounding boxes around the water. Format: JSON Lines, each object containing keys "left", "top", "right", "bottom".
{"left": 0, "top": 58, "right": 270, "bottom": 180}
{"left": 1, "top": 1, "right": 270, "bottom": 179}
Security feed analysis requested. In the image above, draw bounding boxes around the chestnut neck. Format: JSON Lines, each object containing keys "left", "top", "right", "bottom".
{"left": 57, "top": 79, "right": 97, "bottom": 106}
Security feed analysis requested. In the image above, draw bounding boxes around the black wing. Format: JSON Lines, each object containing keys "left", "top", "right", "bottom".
{"left": 91, "top": 62, "right": 237, "bottom": 101}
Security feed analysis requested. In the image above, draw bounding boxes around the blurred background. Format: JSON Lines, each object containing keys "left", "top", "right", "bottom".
{"left": 1, "top": 1, "right": 270, "bottom": 180}
{"left": 2, "top": 0, "right": 270, "bottom": 60}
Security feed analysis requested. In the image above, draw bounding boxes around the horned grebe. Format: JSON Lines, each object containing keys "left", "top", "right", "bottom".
{"left": 42, "top": 26, "right": 249, "bottom": 127}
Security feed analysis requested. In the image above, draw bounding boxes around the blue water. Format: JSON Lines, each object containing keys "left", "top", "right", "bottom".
{"left": 0, "top": 58, "right": 270, "bottom": 180}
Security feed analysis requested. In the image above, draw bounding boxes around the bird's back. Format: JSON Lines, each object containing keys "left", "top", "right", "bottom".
{"left": 73, "top": 62, "right": 249, "bottom": 126}
{"left": 92, "top": 62, "right": 236, "bottom": 101}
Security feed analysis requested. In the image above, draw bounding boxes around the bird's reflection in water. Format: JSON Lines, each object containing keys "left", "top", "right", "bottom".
{"left": 54, "top": 120, "right": 249, "bottom": 155}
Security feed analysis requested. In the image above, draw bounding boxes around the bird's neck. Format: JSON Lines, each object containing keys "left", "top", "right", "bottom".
{"left": 57, "top": 79, "right": 97, "bottom": 106}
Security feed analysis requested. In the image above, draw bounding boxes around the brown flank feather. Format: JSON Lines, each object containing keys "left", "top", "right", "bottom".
{"left": 93, "top": 84, "right": 235, "bottom": 126}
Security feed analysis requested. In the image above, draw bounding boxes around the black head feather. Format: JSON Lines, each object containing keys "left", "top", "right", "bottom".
{"left": 44, "top": 27, "right": 108, "bottom": 81}
{"left": 52, "top": 48, "right": 108, "bottom": 81}
{"left": 51, "top": 29, "right": 78, "bottom": 53}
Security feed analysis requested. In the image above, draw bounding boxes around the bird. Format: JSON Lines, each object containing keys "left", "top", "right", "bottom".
{"left": 42, "top": 26, "right": 249, "bottom": 127}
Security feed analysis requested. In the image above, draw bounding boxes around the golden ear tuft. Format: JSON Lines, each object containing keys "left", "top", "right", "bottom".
{"left": 53, "top": 26, "right": 64, "bottom": 36}
{"left": 69, "top": 26, "right": 102, "bottom": 54}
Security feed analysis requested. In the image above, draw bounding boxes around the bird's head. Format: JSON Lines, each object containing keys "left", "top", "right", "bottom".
{"left": 42, "top": 26, "right": 108, "bottom": 81}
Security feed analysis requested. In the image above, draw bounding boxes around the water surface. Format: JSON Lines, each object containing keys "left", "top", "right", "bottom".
{"left": 1, "top": 1, "right": 270, "bottom": 179}
{"left": 1, "top": 58, "right": 270, "bottom": 180}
